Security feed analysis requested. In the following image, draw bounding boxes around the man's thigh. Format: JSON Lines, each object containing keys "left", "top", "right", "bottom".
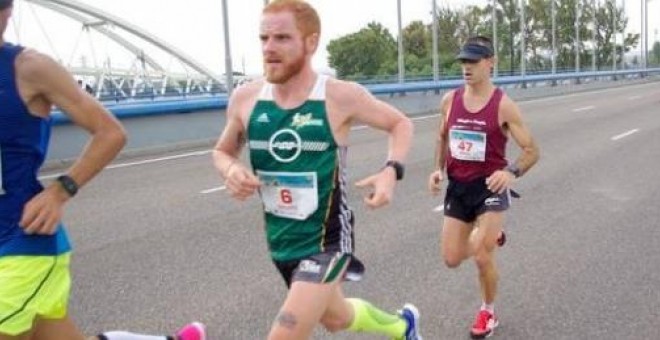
{"left": 31, "top": 316, "right": 86, "bottom": 340}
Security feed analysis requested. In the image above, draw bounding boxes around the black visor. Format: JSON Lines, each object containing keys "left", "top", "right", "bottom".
{"left": 456, "top": 43, "right": 493, "bottom": 61}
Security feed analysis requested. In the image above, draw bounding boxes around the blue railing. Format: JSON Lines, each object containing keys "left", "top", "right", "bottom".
{"left": 52, "top": 68, "right": 660, "bottom": 125}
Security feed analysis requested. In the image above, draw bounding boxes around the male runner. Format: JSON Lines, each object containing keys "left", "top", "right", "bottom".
{"left": 213, "top": 1, "right": 421, "bottom": 339}
{"left": 428, "top": 36, "right": 539, "bottom": 339}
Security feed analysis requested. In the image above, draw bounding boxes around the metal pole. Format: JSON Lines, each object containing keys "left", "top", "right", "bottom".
{"left": 612, "top": 0, "right": 617, "bottom": 70}
{"left": 644, "top": 0, "right": 648, "bottom": 69}
{"left": 552, "top": 0, "right": 557, "bottom": 74}
{"left": 492, "top": 0, "right": 498, "bottom": 77}
{"left": 576, "top": 0, "right": 581, "bottom": 72}
{"left": 622, "top": 0, "right": 626, "bottom": 68}
{"left": 641, "top": 0, "right": 644, "bottom": 69}
{"left": 520, "top": 0, "right": 526, "bottom": 79}
{"left": 593, "top": 0, "right": 597, "bottom": 71}
{"left": 432, "top": 0, "right": 439, "bottom": 82}
{"left": 264, "top": 0, "right": 268, "bottom": 6}
{"left": 221, "top": 0, "right": 234, "bottom": 95}
{"left": 397, "top": 0, "right": 404, "bottom": 83}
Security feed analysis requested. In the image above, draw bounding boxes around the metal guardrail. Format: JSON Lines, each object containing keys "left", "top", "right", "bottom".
{"left": 51, "top": 68, "right": 660, "bottom": 125}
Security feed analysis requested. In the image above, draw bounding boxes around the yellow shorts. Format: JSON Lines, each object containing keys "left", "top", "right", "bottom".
{"left": 0, "top": 253, "right": 71, "bottom": 336}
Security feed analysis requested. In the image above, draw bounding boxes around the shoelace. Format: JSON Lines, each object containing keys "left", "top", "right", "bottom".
{"left": 474, "top": 310, "right": 492, "bottom": 330}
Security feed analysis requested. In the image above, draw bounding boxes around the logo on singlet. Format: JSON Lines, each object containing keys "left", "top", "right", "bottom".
{"left": 291, "top": 112, "right": 323, "bottom": 129}
{"left": 269, "top": 129, "right": 302, "bottom": 163}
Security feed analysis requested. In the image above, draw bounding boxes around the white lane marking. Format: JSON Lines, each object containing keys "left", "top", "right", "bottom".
{"left": 628, "top": 95, "right": 642, "bottom": 100}
{"left": 611, "top": 128, "right": 640, "bottom": 141}
{"left": 572, "top": 105, "right": 595, "bottom": 112}
{"left": 39, "top": 150, "right": 212, "bottom": 180}
{"left": 434, "top": 204, "right": 444, "bottom": 212}
{"left": 200, "top": 186, "right": 226, "bottom": 194}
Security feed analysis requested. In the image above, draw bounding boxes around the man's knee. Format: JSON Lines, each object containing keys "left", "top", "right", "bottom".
{"left": 443, "top": 251, "right": 465, "bottom": 268}
{"left": 320, "top": 314, "right": 351, "bottom": 333}
{"left": 473, "top": 247, "right": 495, "bottom": 270}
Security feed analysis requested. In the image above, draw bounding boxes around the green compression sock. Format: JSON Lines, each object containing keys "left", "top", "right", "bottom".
{"left": 346, "top": 298, "right": 407, "bottom": 338}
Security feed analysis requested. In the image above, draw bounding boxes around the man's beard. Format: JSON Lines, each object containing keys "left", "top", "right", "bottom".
{"left": 264, "top": 52, "right": 305, "bottom": 84}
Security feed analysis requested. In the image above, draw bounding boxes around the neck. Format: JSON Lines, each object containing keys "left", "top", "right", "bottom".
{"left": 465, "top": 79, "right": 494, "bottom": 97}
{"left": 272, "top": 64, "right": 316, "bottom": 101}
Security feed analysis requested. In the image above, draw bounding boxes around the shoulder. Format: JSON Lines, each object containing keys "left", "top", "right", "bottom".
{"left": 15, "top": 49, "right": 57, "bottom": 81}
{"left": 498, "top": 92, "right": 522, "bottom": 121}
{"left": 326, "top": 78, "right": 370, "bottom": 103}
{"left": 228, "top": 78, "right": 264, "bottom": 109}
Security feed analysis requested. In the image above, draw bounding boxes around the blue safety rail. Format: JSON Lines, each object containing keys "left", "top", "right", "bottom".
{"left": 51, "top": 68, "right": 660, "bottom": 125}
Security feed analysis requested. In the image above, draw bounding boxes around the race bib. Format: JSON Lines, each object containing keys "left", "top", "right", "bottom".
{"left": 257, "top": 170, "right": 318, "bottom": 220}
{"left": 449, "top": 129, "right": 487, "bottom": 162}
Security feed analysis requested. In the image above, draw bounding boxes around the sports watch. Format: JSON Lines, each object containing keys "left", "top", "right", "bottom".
{"left": 56, "top": 175, "right": 79, "bottom": 197}
{"left": 505, "top": 164, "right": 522, "bottom": 178}
{"left": 383, "top": 160, "right": 405, "bottom": 181}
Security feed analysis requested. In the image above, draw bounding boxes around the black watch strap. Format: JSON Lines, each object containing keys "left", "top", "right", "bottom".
{"left": 383, "top": 160, "right": 405, "bottom": 181}
{"left": 506, "top": 164, "right": 521, "bottom": 178}
{"left": 56, "top": 175, "right": 79, "bottom": 197}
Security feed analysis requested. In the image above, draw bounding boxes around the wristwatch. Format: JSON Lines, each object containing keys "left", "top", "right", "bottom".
{"left": 56, "top": 175, "right": 79, "bottom": 197}
{"left": 383, "top": 160, "right": 405, "bottom": 181}
{"left": 505, "top": 164, "right": 521, "bottom": 178}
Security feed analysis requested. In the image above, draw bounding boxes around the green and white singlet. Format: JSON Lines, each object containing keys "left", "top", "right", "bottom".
{"left": 248, "top": 75, "right": 353, "bottom": 262}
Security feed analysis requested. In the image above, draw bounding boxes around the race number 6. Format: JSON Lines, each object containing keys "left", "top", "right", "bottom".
{"left": 280, "top": 189, "right": 293, "bottom": 204}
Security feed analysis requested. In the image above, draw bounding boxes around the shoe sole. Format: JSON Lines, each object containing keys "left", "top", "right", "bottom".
{"left": 403, "top": 303, "right": 423, "bottom": 340}
{"left": 470, "top": 320, "right": 499, "bottom": 339}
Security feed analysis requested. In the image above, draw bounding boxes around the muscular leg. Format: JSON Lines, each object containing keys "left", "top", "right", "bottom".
{"left": 442, "top": 216, "right": 474, "bottom": 268}
{"left": 268, "top": 280, "right": 339, "bottom": 340}
{"left": 471, "top": 212, "right": 505, "bottom": 304}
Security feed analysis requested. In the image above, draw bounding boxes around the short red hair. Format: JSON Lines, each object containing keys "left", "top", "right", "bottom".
{"left": 263, "top": 0, "right": 321, "bottom": 38}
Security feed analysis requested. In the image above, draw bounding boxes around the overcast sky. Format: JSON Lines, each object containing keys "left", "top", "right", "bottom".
{"left": 5, "top": 0, "right": 658, "bottom": 76}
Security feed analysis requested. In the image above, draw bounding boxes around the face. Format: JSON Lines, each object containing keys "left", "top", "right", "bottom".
{"left": 260, "top": 11, "right": 317, "bottom": 84}
{"left": 460, "top": 57, "right": 494, "bottom": 85}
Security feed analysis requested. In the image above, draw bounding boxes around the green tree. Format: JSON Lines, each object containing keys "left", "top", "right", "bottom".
{"left": 652, "top": 41, "right": 660, "bottom": 65}
{"left": 326, "top": 22, "right": 396, "bottom": 78}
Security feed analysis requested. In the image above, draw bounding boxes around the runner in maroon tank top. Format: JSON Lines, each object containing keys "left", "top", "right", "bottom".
{"left": 428, "top": 36, "right": 540, "bottom": 339}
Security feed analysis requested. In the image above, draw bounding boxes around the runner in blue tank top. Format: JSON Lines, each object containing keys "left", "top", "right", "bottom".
{"left": 0, "top": 1, "right": 205, "bottom": 339}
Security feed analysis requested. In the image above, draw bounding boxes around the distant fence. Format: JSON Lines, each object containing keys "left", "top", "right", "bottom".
{"left": 52, "top": 68, "right": 660, "bottom": 125}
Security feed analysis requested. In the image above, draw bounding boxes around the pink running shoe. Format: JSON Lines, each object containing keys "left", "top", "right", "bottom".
{"left": 176, "top": 322, "right": 206, "bottom": 340}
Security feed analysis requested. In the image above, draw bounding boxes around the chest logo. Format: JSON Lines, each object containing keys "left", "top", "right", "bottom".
{"left": 269, "top": 129, "right": 302, "bottom": 163}
{"left": 291, "top": 112, "right": 323, "bottom": 129}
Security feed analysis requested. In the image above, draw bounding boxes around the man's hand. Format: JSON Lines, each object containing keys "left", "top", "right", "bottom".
{"left": 224, "top": 162, "right": 261, "bottom": 201}
{"left": 20, "top": 184, "right": 69, "bottom": 235}
{"left": 485, "top": 170, "right": 515, "bottom": 194}
{"left": 355, "top": 167, "right": 397, "bottom": 209}
{"left": 428, "top": 170, "right": 444, "bottom": 196}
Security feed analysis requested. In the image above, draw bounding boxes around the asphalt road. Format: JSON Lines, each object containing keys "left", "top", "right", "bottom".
{"left": 41, "top": 82, "right": 660, "bottom": 339}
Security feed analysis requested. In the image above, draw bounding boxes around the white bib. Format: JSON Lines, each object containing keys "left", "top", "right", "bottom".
{"left": 257, "top": 170, "right": 318, "bottom": 220}
{"left": 449, "top": 129, "right": 487, "bottom": 162}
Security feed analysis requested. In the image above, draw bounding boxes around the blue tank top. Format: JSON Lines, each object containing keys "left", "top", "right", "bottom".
{"left": 0, "top": 42, "right": 71, "bottom": 256}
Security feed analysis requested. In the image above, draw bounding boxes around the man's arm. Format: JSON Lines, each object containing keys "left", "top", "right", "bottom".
{"left": 20, "top": 51, "right": 126, "bottom": 189}
{"left": 212, "top": 84, "right": 260, "bottom": 200}
{"left": 335, "top": 82, "right": 413, "bottom": 208}
{"left": 501, "top": 96, "right": 539, "bottom": 176}
{"left": 342, "top": 82, "right": 413, "bottom": 164}
{"left": 429, "top": 91, "right": 453, "bottom": 195}
{"left": 17, "top": 51, "right": 126, "bottom": 234}
{"left": 434, "top": 91, "right": 453, "bottom": 171}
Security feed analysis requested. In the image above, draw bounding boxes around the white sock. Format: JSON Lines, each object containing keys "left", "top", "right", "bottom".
{"left": 480, "top": 302, "right": 495, "bottom": 313}
{"left": 98, "top": 331, "right": 171, "bottom": 340}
